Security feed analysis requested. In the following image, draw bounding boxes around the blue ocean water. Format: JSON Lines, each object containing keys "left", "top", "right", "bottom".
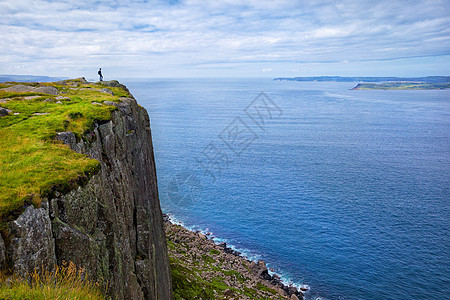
{"left": 122, "top": 78, "right": 450, "bottom": 300}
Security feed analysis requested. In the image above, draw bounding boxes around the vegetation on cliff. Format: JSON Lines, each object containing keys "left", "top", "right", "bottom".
{"left": 0, "top": 261, "right": 103, "bottom": 299}
{"left": 0, "top": 78, "right": 131, "bottom": 221}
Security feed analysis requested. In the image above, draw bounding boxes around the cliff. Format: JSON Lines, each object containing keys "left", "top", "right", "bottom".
{"left": 0, "top": 79, "right": 172, "bottom": 299}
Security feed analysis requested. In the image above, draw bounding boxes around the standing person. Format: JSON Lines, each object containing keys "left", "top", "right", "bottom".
{"left": 98, "top": 68, "right": 103, "bottom": 81}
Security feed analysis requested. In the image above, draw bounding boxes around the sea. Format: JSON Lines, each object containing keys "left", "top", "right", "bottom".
{"left": 121, "top": 78, "right": 450, "bottom": 300}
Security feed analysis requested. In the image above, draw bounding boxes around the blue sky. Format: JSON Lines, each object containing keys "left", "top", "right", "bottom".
{"left": 1, "top": 0, "right": 449, "bottom": 78}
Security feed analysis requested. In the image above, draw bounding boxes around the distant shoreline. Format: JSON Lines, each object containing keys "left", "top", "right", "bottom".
{"left": 351, "top": 82, "right": 450, "bottom": 90}
{"left": 273, "top": 76, "right": 450, "bottom": 90}
{"left": 273, "top": 76, "right": 450, "bottom": 83}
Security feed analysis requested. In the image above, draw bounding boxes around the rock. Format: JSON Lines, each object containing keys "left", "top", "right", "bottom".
{"left": 300, "top": 285, "right": 309, "bottom": 291}
{"left": 56, "top": 101, "right": 62, "bottom": 104}
{"left": 223, "top": 289, "right": 235, "bottom": 297}
{"left": 104, "top": 101, "right": 118, "bottom": 107}
{"left": 287, "top": 286, "right": 299, "bottom": 295}
{"left": 77, "top": 77, "right": 88, "bottom": 84}
{"left": 0, "top": 107, "right": 12, "bottom": 117}
{"left": 0, "top": 234, "right": 6, "bottom": 269}
{"left": 99, "top": 80, "right": 123, "bottom": 88}
{"left": 91, "top": 101, "right": 102, "bottom": 105}
{"left": 1, "top": 84, "right": 34, "bottom": 93}
{"left": 23, "top": 96, "right": 41, "bottom": 100}
{"left": 101, "top": 81, "right": 132, "bottom": 96}
{"left": 162, "top": 213, "right": 170, "bottom": 223}
{"left": 8, "top": 205, "right": 57, "bottom": 276}
{"left": 43, "top": 98, "right": 53, "bottom": 102}
{"left": 1, "top": 85, "right": 59, "bottom": 95}
{"left": 33, "top": 86, "right": 59, "bottom": 95}
{"left": 52, "top": 216, "right": 99, "bottom": 275}
{"left": 33, "top": 112, "right": 49, "bottom": 115}
{"left": 257, "top": 260, "right": 266, "bottom": 269}
{"left": 55, "top": 96, "right": 70, "bottom": 100}
{"left": 277, "top": 287, "right": 288, "bottom": 296}
{"left": 100, "top": 88, "right": 114, "bottom": 95}
{"left": 291, "top": 294, "right": 300, "bottom": 300}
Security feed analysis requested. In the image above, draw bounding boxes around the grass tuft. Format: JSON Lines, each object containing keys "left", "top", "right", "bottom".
{"left": 0, "top": 261, "right": 104, "bottom": 299}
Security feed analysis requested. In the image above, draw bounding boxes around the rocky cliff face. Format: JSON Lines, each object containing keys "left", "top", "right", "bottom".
{"left": 0, "top": 90, "right": 173, "bottom": 299}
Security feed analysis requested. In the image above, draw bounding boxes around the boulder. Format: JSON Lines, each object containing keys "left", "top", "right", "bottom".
{"left": 1, "top": 84, "right": 34, "bottom": 93}
{"left": 291, "top": 294, "right": 300, "bottom": 300}
{"left": 100, "top": 88, "right": 114, "bottom": 95}
{"left": 0, "top": 107, "right": 12, "bottom": 117}
{"left": 33, "top": 86, "right": 59, "bottom": 95}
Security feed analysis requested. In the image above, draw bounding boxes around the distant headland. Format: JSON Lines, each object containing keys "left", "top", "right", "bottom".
{"left": 273, "top": 76, "right": 450, "bottom": 90}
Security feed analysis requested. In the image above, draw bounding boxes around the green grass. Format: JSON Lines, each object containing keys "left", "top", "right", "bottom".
{"left": 170, "top": 260, "right": 216, "bottom": 300}
{"left": 255, "top": 282, "right": 278, "bottom": 295}
{"left": 0, "top": 261, "right": 104, "bottom": 299}
{"left": 201, "top": 254, "right": 216, "bottom": 264}
{"left": 170, "top": 260, "right": 242, "bottom": 300}
{"left": 0, "top": 80, "right": 131, "bottom": 221}
{"left": 221, "top": 269, "right": 247, "bottom": 283}
{"left": 209, "top": 249, "right": 221, "bottom": 255}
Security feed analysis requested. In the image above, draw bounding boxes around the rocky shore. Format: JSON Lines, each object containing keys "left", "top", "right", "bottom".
{"left": 164, "top": 214, "right": 306, "bottom": 300}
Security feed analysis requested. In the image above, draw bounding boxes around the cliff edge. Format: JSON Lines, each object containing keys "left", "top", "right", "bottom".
{"left": 0, "top": 79, "right": 173, "bottom": 299}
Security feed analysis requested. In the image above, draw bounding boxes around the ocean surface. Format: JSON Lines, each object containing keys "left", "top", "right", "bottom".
{"left": 121, "top": 78, "right": 450, "bottom": 300}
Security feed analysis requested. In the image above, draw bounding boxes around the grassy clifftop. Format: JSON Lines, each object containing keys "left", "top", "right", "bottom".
{"left": 0, "top": 78, "right": 131, "bottom": 221}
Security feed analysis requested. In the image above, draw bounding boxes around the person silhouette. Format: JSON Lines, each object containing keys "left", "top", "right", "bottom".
{"left": 98, "top": 68, "right": 103, "bottom": 81}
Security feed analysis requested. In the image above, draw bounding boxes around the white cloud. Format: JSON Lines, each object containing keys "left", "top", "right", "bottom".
{"left": 0, "top": 0, "right": 449, "bottom": 77}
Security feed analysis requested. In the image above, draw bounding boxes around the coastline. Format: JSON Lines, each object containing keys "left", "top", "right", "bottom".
{"left": 163, "top": 213, "right": 308, "bottom": 299}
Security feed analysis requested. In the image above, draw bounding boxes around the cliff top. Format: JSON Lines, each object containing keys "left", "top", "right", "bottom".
{"left": 0, "top": 78, "right": 132, "bottom": 221}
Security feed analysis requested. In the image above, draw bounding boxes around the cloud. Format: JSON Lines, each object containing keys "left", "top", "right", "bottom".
{"left": 0, "top": 0, "right": 449, "bottom": 77}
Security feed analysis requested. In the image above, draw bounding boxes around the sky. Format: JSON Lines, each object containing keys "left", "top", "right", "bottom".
{"left": 1, "top": 0, "right": 450, "bottom": 78}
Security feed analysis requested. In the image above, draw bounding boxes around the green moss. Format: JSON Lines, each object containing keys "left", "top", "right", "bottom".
{"left": 170, "top": 263, "right": 215, "bottom": 299}
{"left": 222, "top": 269, "right": 247, "bottom": 283}
{"left": 242, "top": 260, "right": 251, "bottom": 272}
{"left": 243, "top": 286, "right": 259, "bottom": 298}
{"left": 167, "top": 240, "right": 176, "bottom": 250}
{"left": 201, "top": 254, "right": 216, "bottom": 264}
{"left": 255, "top": 282, "right": 278, "bottom": 295}
{"left": 0, "top": 80, "right": 132, "bottom": 221}
{"left": 209, "top": 249, "right": 220, "bottom": 255}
